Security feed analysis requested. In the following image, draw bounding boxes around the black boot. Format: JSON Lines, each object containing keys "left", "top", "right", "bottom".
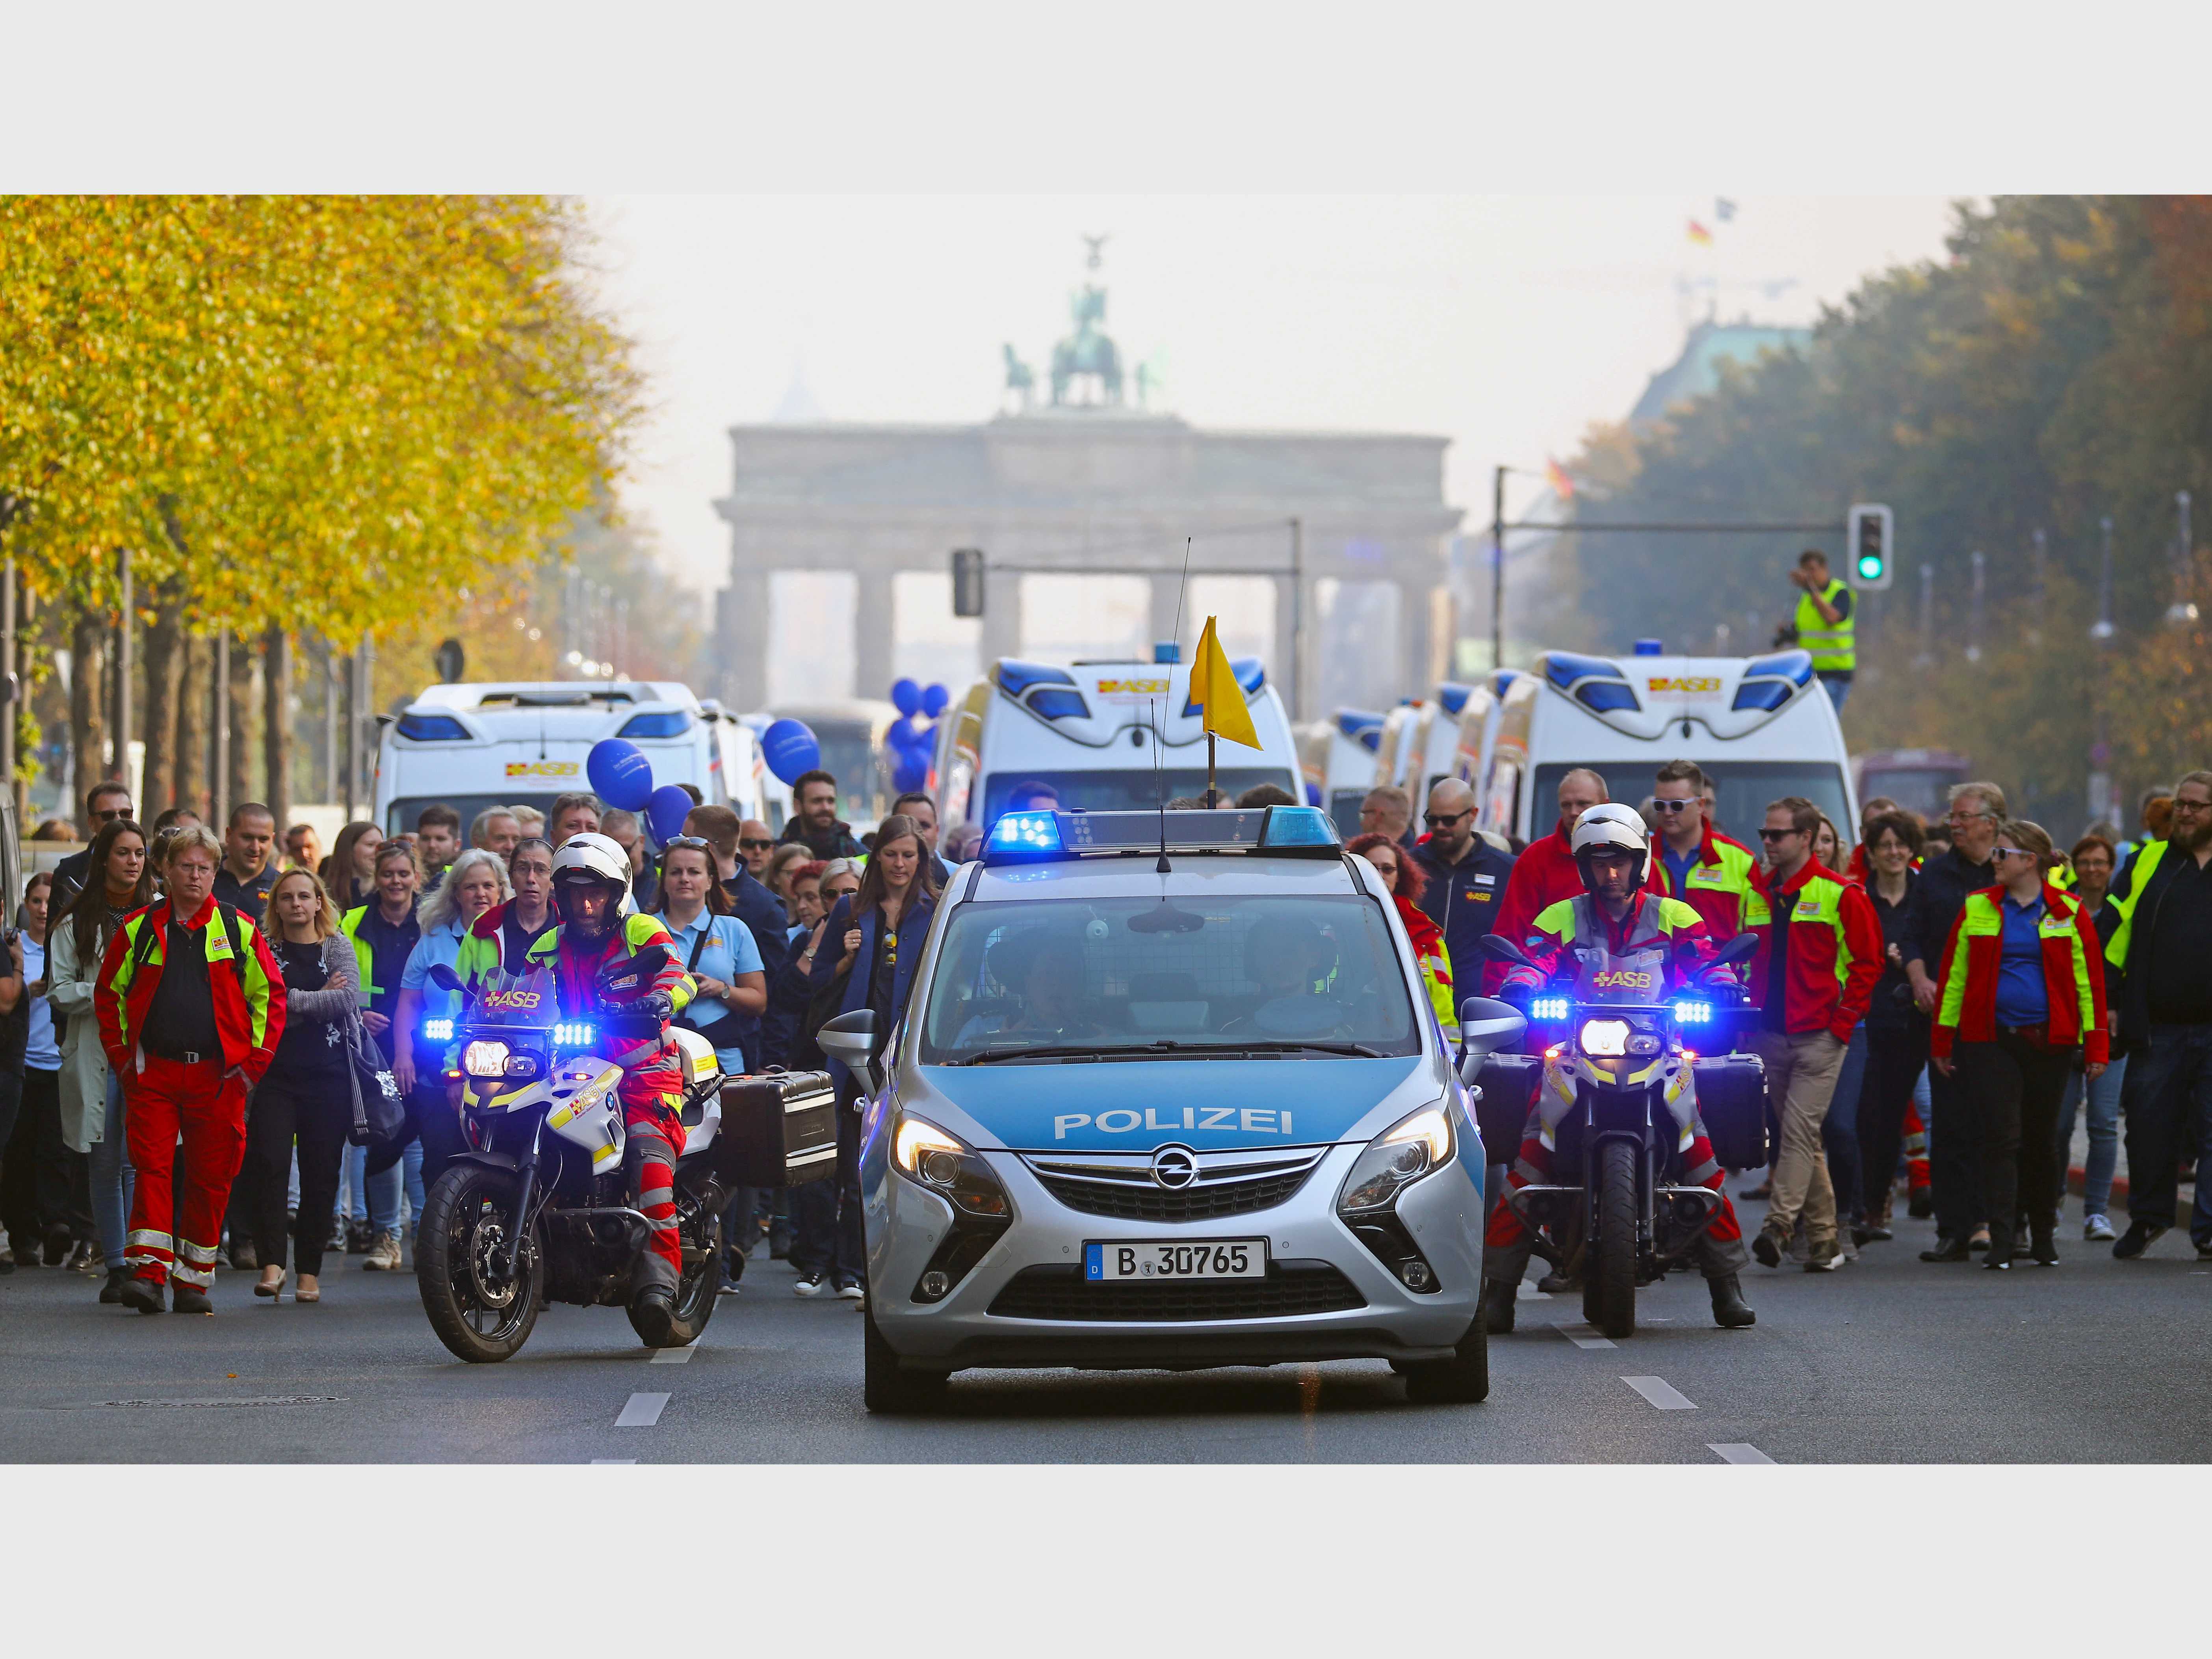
{"left": 2028, "top": 1234, "right": 2058, "bottom": 1266}
{"left": 118, "top": 1275, "right": 165, "bottom": 1315}
{"left": 171, "top": 1282, "right": 214, "bottom": 1313}
{"left": 1907, "top": 1187, "right": 1933, "bottom": 1218}
{"left": 1709, "top": 1274, "right": 1755, "bottom": 1328}
{"left": 631, "top": 1286, "right": 677, "bottom": 1346}
{"left": 1477, "top": 1278, "right": 1517, "bottom": 1335}
{"left": 99, "top": 1268, "right": 130, "bottom": 1304}
{"left": 1920, "top": 1233, "right": 1973, "bottom": 1262}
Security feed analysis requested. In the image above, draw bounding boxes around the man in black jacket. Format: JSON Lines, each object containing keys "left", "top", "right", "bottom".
{"left": 1410, "top": 779, "right": 1516, "bottom": 999}
{"left": 2100, "top": 769, "right": 2212, "bottom": 1260}
{"left": 1903, "top": 781, "right": 2002, "bottom": 1261}
{"left": 777, "top": 771, "right": 866, "bottom": 861}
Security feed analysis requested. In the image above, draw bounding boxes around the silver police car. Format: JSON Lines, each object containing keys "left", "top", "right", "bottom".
{"left": 817, "top": 804, "right": 1524, "bottom": 1412}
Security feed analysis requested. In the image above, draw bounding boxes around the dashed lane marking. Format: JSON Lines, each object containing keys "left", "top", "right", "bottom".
{"left": 1556, "top": 1323, "right": 1616, "bottom": 1350}
{"left": 617, "top": 1391, "right": 670, "bottom": 1427}
{"left": 1621, "top": 1375, "right": 1697, "bottom": 1411}
{"left": 1708, "top": 1443, "right": 1775, "bottom": 1464}
{"left": 649, "top": 1347, "right": 695, "bottom": 1364}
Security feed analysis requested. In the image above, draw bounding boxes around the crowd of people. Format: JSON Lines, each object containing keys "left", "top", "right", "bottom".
{"left": 1359, "top": 758, "right": 2212, "bottom": 1278}
{"left": 0, "top": 762, "right": 960, "bottom": 1313}
{"left": 4, "top": 744, "right": 2205, "bottom": 1314}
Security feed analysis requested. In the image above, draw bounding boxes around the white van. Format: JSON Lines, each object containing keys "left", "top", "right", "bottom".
{"left": 1474, "top": 648, "right": 1857, "bottom": 851}
{"left": 374, "top": 680, "right": 771, "bottom": 837}
{"left": 932, "top": 650, "right": 1301, "bottom": 834}
{"left": 1306, "top": 708, "right": 1386, "bottom": 836}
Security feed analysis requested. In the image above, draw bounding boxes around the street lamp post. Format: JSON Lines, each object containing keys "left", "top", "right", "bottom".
{"left": 2168, "top": 489, "right": 2200, "bottom": 629}
{"left": 1965, "top": 551, "right": 1986, "bottom": 663}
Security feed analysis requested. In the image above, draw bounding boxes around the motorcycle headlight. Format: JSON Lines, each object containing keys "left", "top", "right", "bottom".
{"left": 893, "top": 1113, "right": 1010, "bottom": 1219}
{"left": 463, "top": 1039, "right": 512, "bottom": 1078}
{"left": 1578, "top": 1018, "right": 1631, "bottom": 1057}
{"left": 1337, "top": 1104, "right": 1454, "bottom": 1216}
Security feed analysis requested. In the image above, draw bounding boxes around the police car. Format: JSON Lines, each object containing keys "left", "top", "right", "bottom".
{"left": 815, "top": 804, "right": 1524, "bottom": 1413}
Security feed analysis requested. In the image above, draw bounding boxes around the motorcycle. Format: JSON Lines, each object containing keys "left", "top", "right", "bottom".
{"left": 1472, "top": 930, "right": 1766, "bottom": 1339}
{"left": 413, "top": 948, "right": 730, "bottom": 1362}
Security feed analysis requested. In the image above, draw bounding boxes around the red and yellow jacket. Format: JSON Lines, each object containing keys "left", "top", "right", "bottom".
{"left": 526, "top": 912, "right": 695, "bottom": 1106}
{"left": 1484, "top": 821, "right": 1660, "bottom": 991}
{"left": 1652, "top": 821, "right": 1760, "bottom": 943}
{"left": 1931, "top": 883, "right": 2108, "bottom": 1064}
{"left": 95, "top": 896, "right": 287, "bottom": 1084}
{"left": 1745, "top": 860, "right": 1883, "bottom": 1041}
{"left": 1394, "top": 894, "right": 1456, "bottom": 1031}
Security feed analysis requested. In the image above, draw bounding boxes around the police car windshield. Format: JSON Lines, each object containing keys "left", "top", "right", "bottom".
{"left": 919, "top": 894, "right": 1420, "bottom": 1063}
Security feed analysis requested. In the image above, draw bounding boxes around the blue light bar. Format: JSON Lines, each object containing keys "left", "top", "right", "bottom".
{"left": 987, "top": 810, "right": 1064, "bottom": 859}
{"left": 1671, "top": 1000, "right": 1713, "bottom": 1026}
{"left": 1436, "top": 682, "right": 1473, "bottom": 717}
{"left": 552, "top": 1021, "right": 597, "bottom": 1047}
{"left": 422, "top": 1017, "right": 455, "bottom": 1043}
{"left": 1256, "top": 805, "right": 1339, "bottom": 850}
{"left": 1529, "top": 996, "right": 1571, "bottom": 1023}
{"left": 617, "top": 710, "right": 692, "bottom": 739}
{"left": 397, "top": 713, "right": 469, "bottom": 742}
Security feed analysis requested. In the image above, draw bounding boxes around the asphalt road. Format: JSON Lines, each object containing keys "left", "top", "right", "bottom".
{"left": 4, "top": 1200, "right": 2209, "bottom": 1463}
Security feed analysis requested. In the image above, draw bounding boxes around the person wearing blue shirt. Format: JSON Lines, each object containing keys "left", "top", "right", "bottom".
{"left": 1994, "top": 887, "right": 2050, "bottom": 1028}
{"left": 392, "top": 850, "right": 511, "bottom": 1207}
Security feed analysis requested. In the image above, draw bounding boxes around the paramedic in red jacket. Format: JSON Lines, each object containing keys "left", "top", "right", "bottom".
{"left": 1484, "top": 769, "right": 1657, "bottom": 991}
{"left": 95, "top": 826, "right": 286, "bottom": 1315}
{"left": 1930, "top": 819, "right": 2107, "bottom": 1268}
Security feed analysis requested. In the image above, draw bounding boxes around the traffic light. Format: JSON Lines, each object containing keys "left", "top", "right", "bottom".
{"left": 1847, "top": 503, "right": 1894, "bottom": 590}
{"left": 951, "top": 547, "right": 986, "bottom": 618}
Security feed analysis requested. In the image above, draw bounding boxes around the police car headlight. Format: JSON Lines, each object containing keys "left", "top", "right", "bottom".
{"left": 1338, "top": 1105, "right": 1453, "bottom": 1215}
{"left": 1578, "top": 1018, "right": 1631, "bottom": 1057}
{"left": 893, "top": 1113, "right": 1011, "bottom": 1221}
{"left": 463, "top": 1040, "right": 512, "bottom": 1078}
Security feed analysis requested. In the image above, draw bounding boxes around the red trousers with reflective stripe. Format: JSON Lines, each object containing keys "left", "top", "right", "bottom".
{"left": 1484, "top": 1118, "right": 1744, "bottom": 1250}
{"left": 123, "top": 1055, "right": 249, "bottom": 1288}
{"left": 1901, "top": 1099, "right": 1931, "bottom": 1190}
{"left": 624, "top": 1095, "right": 686, "bottom": 1293}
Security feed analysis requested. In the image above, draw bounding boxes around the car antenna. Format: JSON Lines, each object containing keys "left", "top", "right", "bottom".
{"left": 1156, "top": 536, "right": 1194, "bottom": 874}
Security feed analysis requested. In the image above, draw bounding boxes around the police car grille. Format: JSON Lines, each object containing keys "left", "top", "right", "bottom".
{"left": 1034, "top": 1165, "right": 1316, "bottom": 1222}
{"left": 987, "top": 1263, "right": 1365, "bottom": 1322}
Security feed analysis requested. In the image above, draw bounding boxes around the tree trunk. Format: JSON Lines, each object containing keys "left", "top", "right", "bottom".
{"left": 261, "top": 625, "right": 290, "bottom": 830}
{"left": 174, "top": 631, "right": 206, "bottom": 821}
{"left": 67, "top": 606, "right": 105, "bottom": 834}
{"left": 141, "top": 595, "right": 183, "bottom": 812}
{"left": 226, "top": 630, "right": 256, "bottom": 813}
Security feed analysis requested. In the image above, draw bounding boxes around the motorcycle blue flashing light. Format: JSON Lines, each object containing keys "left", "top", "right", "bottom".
{"left": 987, "top": 810, "right": 1064, "bottom": 860}
{"left": 1529, "top": 996, "right": 1572, "bottom": 1022}
{"left": 422, "top": 1017, "right": 455, "bottom": 1044}
{"left": 552, "top": 1021, "right": 597, "bottom": 1047}
{"left": 1672, "top": 999, "right": 1713, "bottom": 1026}
{"left": 1256, "top": 805, "right": 1339, "bottom": 850}
{"left": 397, "top": 713, "right": 469, "bottom": 742}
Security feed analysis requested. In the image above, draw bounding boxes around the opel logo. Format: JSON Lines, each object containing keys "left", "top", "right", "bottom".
{"left": 1150, "top": 1144, "right": 1199, "bottom": 1190}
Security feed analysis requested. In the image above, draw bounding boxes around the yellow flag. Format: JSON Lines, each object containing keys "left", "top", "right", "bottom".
{"left": 1190, "top": 616, "right": 1259, "bottom": 750}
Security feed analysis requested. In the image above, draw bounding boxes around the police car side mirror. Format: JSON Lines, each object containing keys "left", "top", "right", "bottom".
{"left": 1457, "top": 997, "right": 1527, "bottom": 1085}
{"left": 818, "top": 1009, "right": 878, "bottom": 1073}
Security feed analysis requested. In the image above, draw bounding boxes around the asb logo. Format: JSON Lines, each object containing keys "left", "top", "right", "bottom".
{"left": 480, "top": 988, "right": 542, "bottom": 1011}
{"left": 1646, "top": 676, "right": 1722, "bottom": 695}
{"left": 1592, "top": 968, "right": 1655, "bottom": 990}
{"left": 506, "top": 760, "right": 580, "bottom": 778}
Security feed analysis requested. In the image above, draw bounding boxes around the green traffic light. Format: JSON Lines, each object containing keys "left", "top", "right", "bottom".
{"left": 1857, "top": 554, "right": 1883, "bottom": 580}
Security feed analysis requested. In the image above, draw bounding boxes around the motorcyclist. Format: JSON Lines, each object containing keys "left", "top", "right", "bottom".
{"left": 1478, "top": 803, "right": 1757, "bottom": 1333}
{"left": 526, "top": 833, "right": 697, "bottom": 1342}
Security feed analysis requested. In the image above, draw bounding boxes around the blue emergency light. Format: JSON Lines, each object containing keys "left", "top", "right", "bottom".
{"left": 552, "top": 1021, "right": 597, "bottom": 1047}
{"left": 987, "top": 810, "right": 1064, "bottom": 860}
{"left": 982, "top": 805, "right": 1342, "bottom": 867}
{"left": 422, "top": 1017, "right": 455, "bottom": 1044}
{"left": 1671, "top": 999, "right": 1714, "bottom": 1026}
{"left": 1529, "top": 996, "right": 1572, "bottom": 1022}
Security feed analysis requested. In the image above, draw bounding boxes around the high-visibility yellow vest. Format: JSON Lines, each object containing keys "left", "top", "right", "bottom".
{"left": 1795, "top": 578, "right": 1856, "bottom": 673}
{"left": 2102, "top": 837, "right": 2169, "bottom": 970}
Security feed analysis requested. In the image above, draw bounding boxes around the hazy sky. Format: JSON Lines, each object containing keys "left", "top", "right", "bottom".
{"left": 585, "top": 195, "right": 1963, "bottom": 595}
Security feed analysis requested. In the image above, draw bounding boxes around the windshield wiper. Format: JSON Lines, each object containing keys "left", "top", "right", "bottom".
{"left": 950, "top": 1037, "right": 1387, "bottom": 1065}
{"left": 953, "top": 1045, "right": 1110, "bottom": 1066}
{"left": 1227, "top": 1039, "right": 1389, "bottom": 1058}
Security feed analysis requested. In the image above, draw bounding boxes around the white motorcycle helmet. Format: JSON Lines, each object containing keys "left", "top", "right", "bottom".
{"left": 552, "top": 831, "right": 638, "bottom": 922}
{"left": 1569, "top": 802, "right": 1651, "bottom": 893}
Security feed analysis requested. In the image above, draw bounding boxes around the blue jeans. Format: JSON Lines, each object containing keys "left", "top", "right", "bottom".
{"left": 1823, "top": 1024, "right": 1868, "bottom": 1221}
{"left": 2119, "top": 1024, "right": 2212, "bottom": 1237}
{"left": 2054, "top": 1053, "right": 2125, "bottom": 1219}
{"left": 365, "top": 1137, "right": 424, "bottom": 1239}
{"left": 89, "top": 1073, "right": 135, "bottom": 1269}
{"left": 1820, "top": 675, "right": 1852, "bottom": 712}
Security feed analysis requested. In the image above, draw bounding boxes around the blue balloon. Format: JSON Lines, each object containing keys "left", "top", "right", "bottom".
{"left": 921, "top": 683, "right": 950, "bottom": 718}
{"left": 646, "top": 784, "right": 694, "bottom": 846}
{"left": 1304, "top": 782, "right": 1323, "bottom": 808}
{"left": 760, "top": 718, "right": 820, "bottom": 786}
{"left": 890, "top": 678, "right": 922, "bottom": 718}
{"left": 587, "top": 738, "right": 654, "bottom": 813}
{"left": 891, "top": 750, "right": 929, "bottom": 794}
{"left": 886, "top": 714, "right": 920, "bottom": 752}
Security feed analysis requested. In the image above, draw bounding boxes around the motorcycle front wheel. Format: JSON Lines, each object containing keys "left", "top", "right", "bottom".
{"left": 418, "top": 1163, "right": 543, "bottom": 1363}
{"left": 1583, "top": 1139, "right": 1638, "bottom": 1340}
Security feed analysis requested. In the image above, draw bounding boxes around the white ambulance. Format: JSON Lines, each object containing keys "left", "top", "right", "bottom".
{"left": 373, "top": 680, "right": 773, "bottom": 837}
{"left": 1473, "top": 647, "right": 1857, "bottom": 851}
{"left": 932, "top": 649, "right": 1302, "bottom": 835}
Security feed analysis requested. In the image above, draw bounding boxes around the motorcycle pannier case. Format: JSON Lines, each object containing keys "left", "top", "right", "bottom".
{"left": 717, "top": 1070, "right": 838, "bottom": 1187}
{"left": 1690, "top": 1054, "right": 1769, "bottom": 1170}
{"left": 1471, "top": 1054, "right": 1542, "bottom": 1165}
